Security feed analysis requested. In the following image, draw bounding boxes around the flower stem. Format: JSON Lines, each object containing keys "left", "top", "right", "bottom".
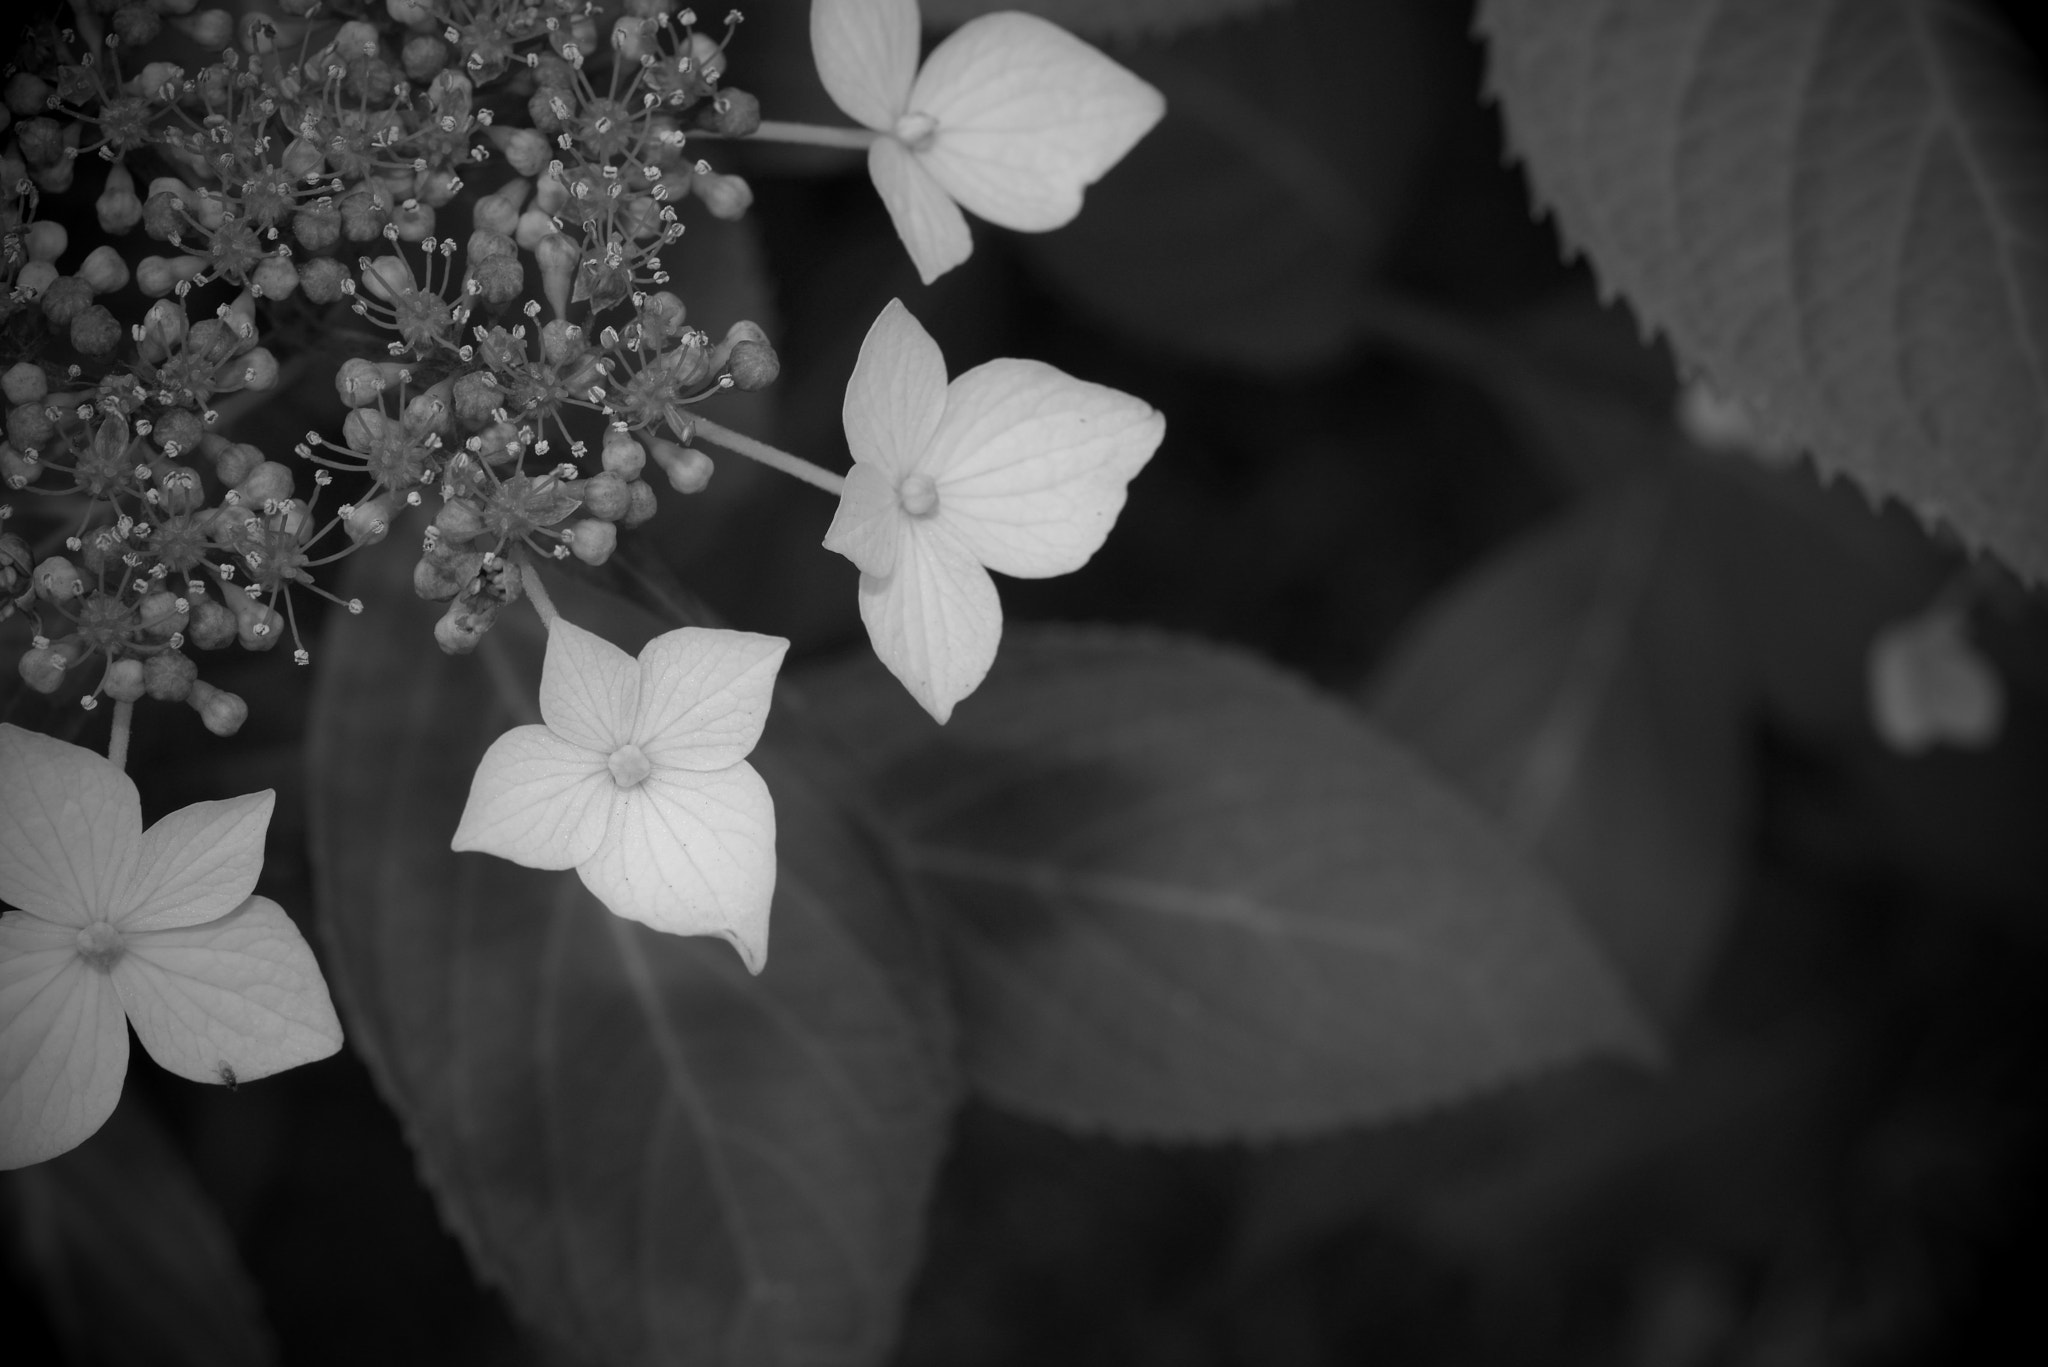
{"left": 517, "top": 553, "right": 560, "bottom": 627}
{"left": 691, "top": 416, "right": 846, "bottom": 496}
{"left": 741, "top": 121, "right": 878, "bottom": 151}
{"left": 107, "top": 698, "right": 133, "bottom": 771}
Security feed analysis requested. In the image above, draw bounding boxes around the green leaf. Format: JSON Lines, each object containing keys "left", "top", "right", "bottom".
{"left": 1479, "top": 0, "right": 2048, "bottom": 582}
{"left": 1371, "top": 475, "right": 1750, "bottom": 1024}
{"left": 3, "top": 1100, "right": 275, "bottom": 1367}
{"left": 1020, "top": 0, "right": 1450, "bottom": 374}
{"left": 799, "top": 629, "right": 1657, "bottom": 1141}
{"left": 922, "top": 0, "right": 1292, "bottom": 40}
{"left": 307, "top": 567, "right": 959, "bottom": 1367}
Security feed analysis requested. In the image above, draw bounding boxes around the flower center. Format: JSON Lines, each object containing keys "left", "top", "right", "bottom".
{"left": 898, "top": 473, "right": 940, "bottom": 518}
{"left": 892, "top": 110, "right": 938, "bottom": 152}
{"left": 607, "top": 742, "right": 653, "bottom": 788}
{"left": 75, "top": 920, "right": 125, "bottom": 971}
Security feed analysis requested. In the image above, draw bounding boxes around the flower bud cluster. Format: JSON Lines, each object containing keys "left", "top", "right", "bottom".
{"left": 5, "top": 0, "right": 783, "bottom": 720}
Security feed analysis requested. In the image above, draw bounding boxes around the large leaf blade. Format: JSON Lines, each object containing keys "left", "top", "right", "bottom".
{"left": 1372, "top": 474, "right": 1751, "bottom": 1024}
{"left": 1480, "top": 0, "right": 2048, "bottom": 582}
{"left": 803, "top": 629, "right": 1657, "bottom": 1140}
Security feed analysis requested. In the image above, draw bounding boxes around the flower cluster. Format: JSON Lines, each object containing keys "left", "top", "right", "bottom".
{"left": 4, "top": 0, "right": 1166, "bottom": 1164}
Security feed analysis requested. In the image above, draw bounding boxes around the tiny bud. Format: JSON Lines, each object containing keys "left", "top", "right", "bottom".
{"left": 725, "top": 339, "right": 779, "bottom": 391}
{"left": 79, "top": 245, "right": 131, "bottom": 294}
{"left": 649, "top": 439, "right": 713, "bottom": 494}
{"left": 489, "top": 126, "right": 552, "bottom": 177}
{"left": 434, "top": 498, "right": 486, "bottom": 540}
{"left": 433, "top": 595, "right": 500, "bottom": 653}
{"left": 252, "top": 255, "right": 300, "bottom": 300}
{"left": 535, "top": 232, "right": 580, "bottom": 319}
{"left": 691, "top": 170, "right": 753, "bottom": 221}
{"left": 621, "top": 478, "right": 659, "bottom": 528}
{"left": 186, "top": 598, "right": 238, "bottom": 649}
{"left": 565, "top": 518, "right": 617, "bottom": 565}
{"left": 102, "top": 658, "right": 148, "bottom": 703}
{"left": 600, "top": 430, "right": 646, "bottom": 480}
{"left": 96, "top": 162, "right": 144, "bottom": 233}
{"left": 187, "top": 679, "right": 250, "bottom": 736}
{"left": 299, "top": 256, "right": 351, "bottom": 304}
{"left": 173, "top": 10, "right": 237, "bottom": 48}
{"left": 23, "top": 221, "right": 67, "bottom": 264}
{"left": 136, "top": 254, "right": 207, "bottom": 297}
{"left": 1, "top": 362, "right": 47, "bottom": 407}
{"left": 33, "top": 556, "right": 84, "bottom": 602}
{"left": 71, "top": 305, "right": 124, "bottom": 358}
{"left": 224, "top": 590, "right": 285, "bottom": 650}
{"left": 19, "top": 642, "right": 80, "bottom": 694}
{"left": 576, "top": 470, "right": 632, "bottom": 520}
{"left": 540, "top": 317, "right": 585, "bottom": 366}
{"left": 212, "top": 441, "right": 264, "bottom": 486}
{"left": 236, "top": 461, "right": 296, "bottom": 505}
{"left": 345, "top": 495, "right": 399, "bottom": 545}
{"left": 144, "top": 649, "right": 200, "bottom": 701}
{"left": 336, "top": 357, "right": 389, "bottom": 407}
{"left": 705, "top": 89, "right": 762, "bottom": 138}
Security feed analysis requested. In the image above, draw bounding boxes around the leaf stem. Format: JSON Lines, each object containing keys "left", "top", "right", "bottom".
{"left": 736, "top": 120, "right": 878, "bottom": 151}
{"left": 107, "top": 697, "right": 133, "bottom": 771}
{"left": 690, "top": 416, "right": 846, "bottom": 496}
{"left": 517, "top": 553, "right": 560, "bottom": 627}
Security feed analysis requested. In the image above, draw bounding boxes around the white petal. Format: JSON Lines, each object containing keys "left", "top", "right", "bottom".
{"left": 633, "top": 628, "right": 789, "bottom": 772}
{"left": 0, "top": 910, "right": 129, "bottom": 1170}
{"left": 868, "top": 136, "right": 974, "bottom": 286}
{"left": 575, "top": 766, "right": 777, "bottom": 974}
{"left": 810, "top": 0, "right": 918, "bottom": 132}
{"left": 857, "top": 519, "right": 1002, "bottom": 723}
{"left": 927, "top": 358, "right": 1165, "bottom": 578}
{"left": 911, "top": 13, "right": 1165, "bottom": 232}
{"left": 0, "top": 724, "right": 144, "bottom": 927}
{"left": 450, "top": 725, "right": 613, "bottom": 869}
{"left": 842, "top": 298, "right": 950, "bottom": 480}
{"left": 113, "top": 896, "right": 343, "bottom": 1086}
{"left": 119, "top": 791, "right": 275, "bottom": 933}
{"left": 824, "top": 460, "right": 910, "bottom": 579}
{"left": 539, "top": 618, "right": 640, "bottom": 753}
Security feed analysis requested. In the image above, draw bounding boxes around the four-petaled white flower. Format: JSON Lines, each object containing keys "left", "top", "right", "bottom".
{"left": 451, "top": 620, "right": 788, "bottom": 972}
{"left": 1, "top": 724, "right": 343, "bottom": 1170}
{"left": 811, "top": 0, "right": 1165, "bottom": 284}
{"left": 824, "top": 299, "right": 1165, "bottom": 722}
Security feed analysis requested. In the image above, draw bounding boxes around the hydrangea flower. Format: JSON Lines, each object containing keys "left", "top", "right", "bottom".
{"left": 451, "top": 620, "right": 788, "bottom": 972}
{"left": 1, "top": 724, "right": 342, "bottom": 1170}
{"left": 824, "top": 299, "right": 1165, "bottom": 722}
{"left": 811, "top": 0, "right": 1165, "bottom": 284}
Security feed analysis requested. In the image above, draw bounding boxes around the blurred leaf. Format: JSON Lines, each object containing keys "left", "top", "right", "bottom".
{"left": 1021, "top": 0, "right": 1449, "bottom": 374}
{"left": 798, "top": 629, "right": 1657, "bottom": 1141}
{"left": 3, "top": 1100, "right": 275, "bottom": 1367}
{"left": 308, "top": 566, "right": 960, "bottom": 1367}
{"left": 1480, "top": 0, "right": 2048, "bottom": 583}
{"left": 922, "top": 0, "right": 1292, "bottom": 39}
{"left": 1371, "top": 474, "right": 1750, "bottom": 1023}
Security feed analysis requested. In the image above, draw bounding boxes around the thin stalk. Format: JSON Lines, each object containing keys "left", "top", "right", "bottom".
{"left": 691, "top": 416, "right": 846, "bottom": 496}
{"left": 517, "top": 553, "right": 561, "bottom": 627}
{"left": 740, "top": 121, "right": 878, "bottom": 151}
{"left": 107, "top": 697, "right": 133, "bottom": 770}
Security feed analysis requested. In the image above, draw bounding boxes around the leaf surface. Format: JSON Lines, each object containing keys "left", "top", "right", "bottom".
{"left": 1372, "top": 476, "right": 1750, "bottom": 1023}
{"left": 1480, "top": 0, "right": 2048, "bottom": 581}
{"left": 800, "top": 629, "right": 1656, "bottom": 1140}
{"left": 5, "top": 1100, "right": 276, "bottom": 1367}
